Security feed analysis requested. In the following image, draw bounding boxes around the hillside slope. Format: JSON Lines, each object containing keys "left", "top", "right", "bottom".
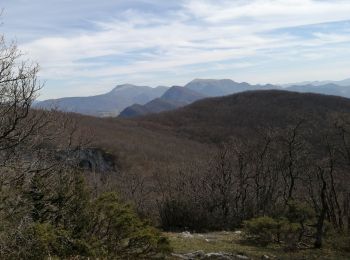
{"left": 136, "top": 90, "right": 350, "bottom": 142}
{"left": 66, "top": 90, "right": 350, "bottom": 176}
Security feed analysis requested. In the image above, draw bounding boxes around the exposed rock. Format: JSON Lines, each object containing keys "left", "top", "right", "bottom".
{"left": 171, "top": 253, "right": 190, "bottom": 259}
{"left": 181, "top": 231, "right": 194, "bottom": 238}
{"left": 204, "top": 252, "right": 233, "bottom": 259}
{"left": 234, "top": 254, "right": 249, "bottom": 259}
{"left": 57, "top": 148, "right": 117, "bottom": 173}
{"left": 77, "top": 148, "right": 116, "bottom": 172}
{"left": 172, "top": 250, "right": 205, "bottom": 259}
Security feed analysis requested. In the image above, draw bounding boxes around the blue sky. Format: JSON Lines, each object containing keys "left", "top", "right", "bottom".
{"left": 1, "top": 0, "right": 350, "bottom": 99}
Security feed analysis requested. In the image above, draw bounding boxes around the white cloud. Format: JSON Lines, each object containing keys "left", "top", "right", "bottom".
{"left": 12, "top": 0, "right": 350, "bottom": 98}
{"left": 185, "top": 0, "right": 350, "bottom": 28}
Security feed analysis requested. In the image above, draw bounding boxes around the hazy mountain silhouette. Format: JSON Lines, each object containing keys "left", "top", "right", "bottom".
{"left": 286, "top": 83, "right": 350, "bottom": 98}
{"left": 35, "top": 84, "right": 168, "bottom": 117}
{"left": 35, "top": 78, "right": 350, "bottom": 117}
{"left": 119, "top": 86, "right": 204, "bottom": 118}
{"left": 185, "top": 79, "right": 278, "bottom": 96}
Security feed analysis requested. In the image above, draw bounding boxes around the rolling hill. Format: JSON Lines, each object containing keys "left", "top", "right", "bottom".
{"left": 65, "top": 90, "right": 350, "bottom": 176}
{"left": 135, "top": 90, "right": 350, "bottom": 143}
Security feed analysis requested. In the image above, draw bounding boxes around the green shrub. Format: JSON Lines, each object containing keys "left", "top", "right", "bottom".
{"left": 244, "top": 216, "right": 279, "bottom": 245}
{"left": 0, "top": 173, "right": 171, "bottom": 259}
{"left": 244, "top": 216, "right": 302, "bottom": 249}
{"left": 88, "top": 192, "right": 171, "bottom": 258}
{"left": 285, "top": 200, "right": 315, "bottom": 224}
{"left": 278, "top": 219, "right": 302, "bottom": 250}
{"left": 1, "top": 223, "right": 91, "bottom": 260}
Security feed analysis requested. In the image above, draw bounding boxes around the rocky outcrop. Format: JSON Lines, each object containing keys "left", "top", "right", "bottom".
{"left": 77, "top": 148, "right": 116, "bottom": 172}
{"left": 57, "top": 148, "right": 117, "bottom": 173}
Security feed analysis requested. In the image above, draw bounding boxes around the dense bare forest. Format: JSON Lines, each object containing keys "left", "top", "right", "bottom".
{"left": 62, "top": 91, "right": 350, "bottom": 258}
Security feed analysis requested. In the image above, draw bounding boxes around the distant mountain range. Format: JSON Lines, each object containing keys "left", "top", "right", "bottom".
{"left": 283, "top": 78, "right": 350, "bottom": 87}
{"left": 35, "top": 78, "right": 350, "bottom": 117}
{"left": 119, "top": 86, "right": 205, "bottom": 118}
{"left": 285, "top": 83, "right": 350, "bottom": 98}
{"left": 34, "top": 84, "right": 168, "bottom": 117}
{"left": 120, "top": 79, "right": 280, "bottom": 118}
{"left": 185, "top": 79, "right": 278, "bottom": 96}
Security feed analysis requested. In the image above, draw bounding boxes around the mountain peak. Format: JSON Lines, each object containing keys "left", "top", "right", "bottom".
{"left": 190, "top": 78, "right": 237, "bottom": 84}
{"left": 119, "top": 86, "right": 205, "bottom": 118}
{"left": 161, "top": 86, "right": 205, "bottom": 103}
{"left": 185, "top": 78, "right": 256, "bottom": 97}
{"left": 111, "top": 84, "right": 138, "bottom": 92}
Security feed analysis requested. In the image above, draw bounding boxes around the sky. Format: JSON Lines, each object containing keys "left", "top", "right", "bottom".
{"left": 1, "top": 0, "right": 350, "bottom": 99}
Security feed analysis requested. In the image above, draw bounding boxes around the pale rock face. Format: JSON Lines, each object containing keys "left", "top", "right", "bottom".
{"left": 181, "top": 231, "right": 194, "bottom": 238}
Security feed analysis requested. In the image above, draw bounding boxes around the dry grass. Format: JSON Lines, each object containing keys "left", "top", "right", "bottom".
{"left": 165, "top": 231, "right": 350, "bottom": 260}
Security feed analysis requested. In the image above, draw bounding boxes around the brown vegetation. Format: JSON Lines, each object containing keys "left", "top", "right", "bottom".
{"left": 69, "top": 90, "right": 350, "bottom": 251}
{"left": 0, "top": 33, "right": 170, "bottom": 259}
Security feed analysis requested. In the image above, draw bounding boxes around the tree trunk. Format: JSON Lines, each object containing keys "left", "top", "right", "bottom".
{"left": 315, "top": 171, "right": 328, "bottom": 249}
{"left": 314, "top": 208, "right": 326, "bottom": 248}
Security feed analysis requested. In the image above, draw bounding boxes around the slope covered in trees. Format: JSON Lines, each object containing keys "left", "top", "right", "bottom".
{"left": 137, "top": 90, "right": 350, "bottom": 142}
{"left": 34, "top": 88, "right": 350, "bottom": 255}
{"left": 115, "top": 91, "right": 350, "bottom": 250}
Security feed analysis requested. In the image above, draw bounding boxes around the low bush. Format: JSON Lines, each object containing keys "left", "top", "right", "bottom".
{"left": 88, "top": 192, "right": 171, "bottom": 258}
{"left": 0, "top": 173, "right": 171, "bottom": 259}
{"left": 243, "top": 216, "right": 280, "bottom": 246}
{"left": 243, "top": 216, "right": 302, "bottom": 249}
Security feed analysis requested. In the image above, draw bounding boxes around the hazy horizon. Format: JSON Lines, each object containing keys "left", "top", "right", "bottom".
{"left": 32, "top": 77, "right": 350, "bottom": 101}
